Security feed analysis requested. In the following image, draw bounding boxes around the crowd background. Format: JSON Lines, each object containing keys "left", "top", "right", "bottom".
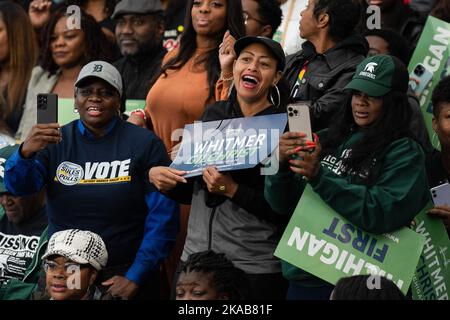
{"left": 0, "top": 0, "right": 448, "bottom": 301}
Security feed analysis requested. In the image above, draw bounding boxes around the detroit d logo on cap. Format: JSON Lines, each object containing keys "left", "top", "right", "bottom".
{"left": 359, "top": 62, "right": 378, "bottom": 79}
{"left": 56, "top": 162, "right": 84, "bottom": 186}
{"left": 92, "top": 64, "right": 103, "bottom": 73}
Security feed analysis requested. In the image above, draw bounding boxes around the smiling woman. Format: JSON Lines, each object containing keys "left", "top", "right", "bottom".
{"left": 5, "top": 61, "right": 180, "bottom": 301}
{"left": 74, "top": 79, "right": 121, "bottom": 137}
{"left": 130, "top": 0, "right": 245, "bottom": 296}
{"left": 16, "top": 6, "right": 114, "bottom": 142}
{"left": 149, "top": 37, "right": 292, "bottom": 300}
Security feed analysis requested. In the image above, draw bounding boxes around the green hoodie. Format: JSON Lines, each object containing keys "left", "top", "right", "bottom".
{"left": 0, "top": 225, "right": 48, "bottom": 300}
{"left": 265, "top": 131, "right": 431, "bottom": 286}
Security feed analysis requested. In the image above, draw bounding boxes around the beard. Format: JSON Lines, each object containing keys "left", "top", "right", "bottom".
{"left": 119, "top": 36, "right": 162, "bottom": 58}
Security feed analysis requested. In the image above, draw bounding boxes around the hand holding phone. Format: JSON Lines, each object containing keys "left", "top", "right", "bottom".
{"left": 20, "top": 93, "right": 60, "bottom": 158}
{"left": 287, "top": 102, "right": 313, "bottom": 141}
{"left": 409, "top": 63, "right": 433, "bottom": 97}
{"left": 431, "top": 182, "right": 450, "bottom": 207}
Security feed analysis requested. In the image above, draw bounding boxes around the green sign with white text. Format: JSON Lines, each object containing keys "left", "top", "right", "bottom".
{"left": 411, "top": 207, "right": 450, "bottom": 300}
{"left": 275, "top": 185, "right": 426, "bottom": 295}
{"left": 408, "top": 16, "right": 450, "bottom": 150}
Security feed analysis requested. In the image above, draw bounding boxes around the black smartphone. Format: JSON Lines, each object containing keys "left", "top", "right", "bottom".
{"left": 37, "top": 93, "right": 58, "bottom": 124}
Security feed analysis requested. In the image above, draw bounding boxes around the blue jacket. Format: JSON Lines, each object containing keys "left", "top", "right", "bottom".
{"left": 5, "top": 118, "right": 179, "bottom": 285}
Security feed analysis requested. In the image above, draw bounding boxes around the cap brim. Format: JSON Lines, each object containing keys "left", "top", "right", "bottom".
{"left": 234, "top": 37, "right": 285, "bottom": 71}
{"left": 42, "top": 250, "right": 91, "bottom": 266}
{"left": 75, "top": 75, "right": 106, "bottom": 88}
{"left": 75, "top": 76, "right": 121, "bottom": 97}
{"left": 344, "top": 78, "right": 391, "bottom": 97}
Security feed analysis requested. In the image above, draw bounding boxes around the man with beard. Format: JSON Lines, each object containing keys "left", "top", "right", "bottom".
{"left": 112, "top": 0, "right": 167, "bottom": 99}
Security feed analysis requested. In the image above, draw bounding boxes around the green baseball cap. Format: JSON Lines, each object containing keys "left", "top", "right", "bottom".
{"left": 344, "top": 54, "right": 409, "bottom": 97}
{"left": 0, "top": 144, "right": 19, "bottom": 193}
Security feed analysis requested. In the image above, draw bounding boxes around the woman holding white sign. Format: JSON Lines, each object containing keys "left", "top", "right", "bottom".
{"left": 265, "top": 54, "right": 431, "bottom": 299}
{"left": 149, "top": 36, "right": 291, "bottom": 300}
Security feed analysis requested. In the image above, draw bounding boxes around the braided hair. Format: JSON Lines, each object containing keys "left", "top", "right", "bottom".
{"left": 182, "top": 250, "right": 249, "bottom": 300}
{"left": 332, "top": 275, "right": 405, "bottom": 300}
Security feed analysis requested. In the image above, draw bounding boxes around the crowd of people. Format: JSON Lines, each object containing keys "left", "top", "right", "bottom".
{"left": 0, "top": 0, "right": 448, "bottom": 301}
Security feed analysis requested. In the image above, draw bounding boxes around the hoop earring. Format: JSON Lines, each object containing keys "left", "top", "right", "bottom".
{"left": 269, "top": 85, "right": 281, "bottom": 109}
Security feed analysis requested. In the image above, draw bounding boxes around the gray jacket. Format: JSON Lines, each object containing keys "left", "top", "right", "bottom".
{"left": 175, "top": 99, "right": 288, "bottom": 275}
{"left": 181, "top": 182, "right": 282, "bottom": 274}
{"left": 16, "top": 66, "right": 58, "bottom": 141}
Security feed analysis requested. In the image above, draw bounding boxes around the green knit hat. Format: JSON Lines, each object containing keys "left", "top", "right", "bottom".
{"left": 345, "top": 54, "right": 409, "bottom": 97}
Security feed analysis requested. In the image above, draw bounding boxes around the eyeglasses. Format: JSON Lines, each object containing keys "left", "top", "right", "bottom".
{"left": 76, "top": 87, "right": 117, "bottom": 99}
{"left": 43, "top": 260, "right": 88, "bottom": 274}
{"left": 243, "top": 12, "right": 265, "bottom": 26}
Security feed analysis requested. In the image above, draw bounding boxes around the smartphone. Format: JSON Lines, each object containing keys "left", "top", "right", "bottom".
{"left": 37, "top": 93, "right": 58, "bottom": 124}
{"left": 409, "top": 63, "right": 433, "bottom": 97}
{"left": 430, "top": 182, "right": 450, "bottom": 207}
{"left": 287, "top": 102, "right": 313, "bottom": 141}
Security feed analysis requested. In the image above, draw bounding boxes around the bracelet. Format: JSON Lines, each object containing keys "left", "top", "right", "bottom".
{"left": 130, "top": 109, "right": 147, "bottom": 122}
{"left": 220, "top": 71, "right": 234, "bottom": 82}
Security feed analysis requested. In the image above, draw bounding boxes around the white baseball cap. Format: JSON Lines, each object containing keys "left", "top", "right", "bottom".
{"left": 75, "top": 61, "right": 123, "bottom": 97}
{"left": 42, "top": 229, "right": 108, "bottom": 271}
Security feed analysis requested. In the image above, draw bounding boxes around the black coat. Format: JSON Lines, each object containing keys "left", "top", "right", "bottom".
{"left": 285, "top": 35, "right": 369, "bottom": 131}
{"left": 113, "top": 47, "right": 166, "bottom": 100}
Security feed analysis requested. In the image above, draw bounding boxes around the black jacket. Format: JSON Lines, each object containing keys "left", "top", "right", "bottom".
{"left": 113, "top": 47, "right": 166, "bottom": 99}
{"left": 285, "top": 34, "right": 369, "bottom": 131}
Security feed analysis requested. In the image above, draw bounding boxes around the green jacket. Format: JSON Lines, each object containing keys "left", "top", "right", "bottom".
{"left": 265, "top": 132, "right": 431, "bottom": 286}
{"left": 0, "top": 224, "right": 48, "bottom": 300}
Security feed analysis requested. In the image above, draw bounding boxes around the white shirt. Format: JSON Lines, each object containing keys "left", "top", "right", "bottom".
{"left": 273, "top": 0, "right": 308, "bottom": 56}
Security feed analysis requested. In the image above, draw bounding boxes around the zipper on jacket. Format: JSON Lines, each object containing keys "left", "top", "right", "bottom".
{"left": 207, "top": 207, "right": 217, "bottom": 250}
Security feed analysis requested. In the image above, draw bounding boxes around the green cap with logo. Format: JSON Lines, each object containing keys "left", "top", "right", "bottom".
{"left": 0, "top": 144, "right": 19, "bottom": 193}
{"left": 344, "top": 54, "right": 409, "bottom": 97}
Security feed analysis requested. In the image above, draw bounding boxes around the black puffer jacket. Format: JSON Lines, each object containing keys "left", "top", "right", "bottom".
{"left": 285, "top": 34, "right": 369, "bottom": 131}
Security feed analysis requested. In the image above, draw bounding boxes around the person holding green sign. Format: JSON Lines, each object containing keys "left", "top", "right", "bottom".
{"left": 265, "top": 54, "right": 431, "bottom": 299}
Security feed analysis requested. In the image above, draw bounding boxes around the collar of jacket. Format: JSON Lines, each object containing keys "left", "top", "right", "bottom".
{"left": 124, "top": 46, "right": 167, "bottom": 67}
{"left": 299, "top": 34, "right": 369, "bottom": 70}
